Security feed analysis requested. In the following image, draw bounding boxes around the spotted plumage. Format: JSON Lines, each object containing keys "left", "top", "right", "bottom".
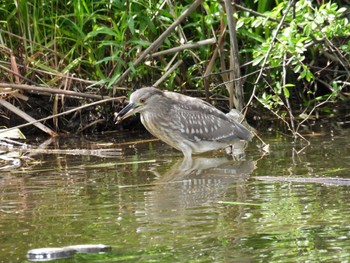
{"left": 115, "top": 87, "right": 253, "bottom": 159}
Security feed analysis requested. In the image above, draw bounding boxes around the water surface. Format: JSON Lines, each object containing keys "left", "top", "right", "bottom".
{"left": 1, "top": 129, "right": 349, "bottom": 262}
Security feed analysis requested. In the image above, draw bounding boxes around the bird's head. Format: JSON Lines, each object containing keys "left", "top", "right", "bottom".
{"left": 114, "top": 87, "right": 163, "bottom": 123}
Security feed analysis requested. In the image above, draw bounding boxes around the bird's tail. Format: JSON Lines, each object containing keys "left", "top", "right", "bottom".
{"left": 226, "top": 109, "right": 256, "bottom": 140}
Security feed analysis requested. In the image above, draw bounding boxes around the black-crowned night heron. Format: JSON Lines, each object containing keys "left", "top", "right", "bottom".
{"left": 115, "top": 87, "right": 253, "bottom": 159}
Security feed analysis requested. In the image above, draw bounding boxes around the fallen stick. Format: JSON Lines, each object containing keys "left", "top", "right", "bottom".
{"left": 254, "top": 175, "right": 350, "bottom": 186}
{"left": 0, "top": 98, "right": 57, "bottom": 136}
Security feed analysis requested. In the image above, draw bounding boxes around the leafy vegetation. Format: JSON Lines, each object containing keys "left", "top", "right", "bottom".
{"left": 237, "top": 0, "right": 350, "bottom": 135}
{"left": 0, "top": 0, "right": 349, "bottom": 135}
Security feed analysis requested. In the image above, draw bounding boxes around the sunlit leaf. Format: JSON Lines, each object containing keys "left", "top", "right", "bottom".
{"left": 128, "top": 39, "right": 151, "bottom": 47}
{"left": 128, "top": 16, "right": 135, "bottom": 34}
{"left": 283, "top": 86, "right": 290, "bottom": 98}
{"left": 95, "top": 55, "right": 126, "bottom": 65}
{"left": 252, "top": 55, "right": 264, "bottom": 66}
{"left": 293, "top": 64, "right": 302, "bottom": 73}
{"left": 85, "top": 27, "right": 117, "bottom": 39}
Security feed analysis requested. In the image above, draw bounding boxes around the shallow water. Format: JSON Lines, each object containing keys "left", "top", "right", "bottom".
{"left": 1, "top": 129, "right": 350, "bottom": 262}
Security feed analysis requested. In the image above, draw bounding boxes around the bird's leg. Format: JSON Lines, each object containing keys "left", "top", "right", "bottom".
{"left": 226, "top": 141, "right": 248, "bottom": 161}
{"left": 225, "top": 145, "right": 233, "bottom": 155}
{"left": 225, "top": 145, "right": 238, "bottom": 161}
{"left": 179, "top": 157, "right": 193, "bottom": 171}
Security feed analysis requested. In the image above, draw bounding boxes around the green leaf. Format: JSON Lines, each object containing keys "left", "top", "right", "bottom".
{"left": 337, "top": 7, "right": 347, "bottom": 14}
{"left": 283, "top": 86, "right": 290, "bottom": 98}
{"left": 236, "top": 19, "right": 244, "bottom": 29}
{"left": 95, "top": 55, "right": 126, "bottom": 66}
{"left": 293, "top": 64, "right": 302, "bottom": 73}
{"left": 305, "top": 69, "right": 314, "bottom": 82}
{"left": 106, "top": 73, "right": 121, "bottom": 90}
{"left": 252, "top": 55, "right": 264, "bottom": 66}
{"left": 300, "top": 67, "right": 307, "bottom": 78}
{"left": 251, "top": 18, "right": 262, "bottom": 28}
{"left": 85, "top": 27, "right": 117, "bottom": 39}
{"left": 98, "top": 41, "right": 122, "bottom": 48}
{"left": 128, "top": 39, "right": 151, "bottom": 47}
{"left": 128, "top": 16, "right": 135, "bottom": 34}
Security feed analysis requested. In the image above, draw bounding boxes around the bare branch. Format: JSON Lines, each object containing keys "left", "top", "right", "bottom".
{"left": 0, "top": 83, "right": 109, "bottom": 100}
{"left": 147, "top": 38, "right": 216, "bottom": 59}
{"left": 224, "top": 0, "right": 243, "bottom": 110}
{"left": 153, "top": 60, "right": 183, "bottom": 87}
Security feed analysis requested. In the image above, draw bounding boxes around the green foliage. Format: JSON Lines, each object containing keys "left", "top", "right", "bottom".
{"left": 237, "top": 0, "right": 349, "bottom": 119}
{"left": 0, "top": 0, "right": 348, "bottom": 133}
{"left": 0, "top": 1, "right": 180, "bottom": 89}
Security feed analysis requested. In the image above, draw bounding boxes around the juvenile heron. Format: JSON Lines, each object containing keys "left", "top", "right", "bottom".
{"left": 115, "top": 87, "right": 253, "bottom": 159}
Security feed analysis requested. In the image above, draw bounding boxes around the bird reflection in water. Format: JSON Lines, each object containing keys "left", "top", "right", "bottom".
{"left": 144, "top": 156, "right": 257, "bottom": 211}
{"left": 115, "top": 87, "right": 258, "bottom": 232}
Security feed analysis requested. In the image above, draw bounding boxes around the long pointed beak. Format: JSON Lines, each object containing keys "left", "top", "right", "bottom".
{"left": 114, "top": 103, "right": 138, "bottom": 124}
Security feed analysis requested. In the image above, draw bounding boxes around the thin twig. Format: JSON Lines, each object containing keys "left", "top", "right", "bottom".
{"left": 203, "top": 35, "right": 221, "bottom": 102}
{"left": 0, "top": 64, "right": 37, "bottom": 85}
{"left": 323, "top": 39, "right": 350, "bottom": 75}
{"left": 146, "top": 38, "right": 216, "bottom": 58}
{"left": 0, "top": 61, "right": 97, "bottom": 84}
{"left": 153, "top": 60, "right": 183, "bottom": 87}
{"left": 0, "top": 29, "right": 60, "bottom": 57}
{"left": 296, "top": 94, "right": 334, "bottom": 132}
{"left": 245, "top": 0, "right": 296, "bottom": 109}
{"left": 233, "top": 3, "right": 280, "bottom": 23}
{"left": 209, "top": 66, "right": 276, "bottom": 90}
{"left": 0, "top": 83, "right": 109, "bottom": 100}
{"left": 282, "top": 53, "right": 295, "bottom": 134}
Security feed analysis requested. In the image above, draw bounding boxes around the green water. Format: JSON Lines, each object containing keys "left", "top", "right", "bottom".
{"left": 1, "top": 129, "right": 349, "bottom": 262}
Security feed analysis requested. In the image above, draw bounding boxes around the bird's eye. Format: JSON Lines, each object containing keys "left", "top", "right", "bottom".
{"left": 139, "top": 98, "right": 145, "bottom": 103}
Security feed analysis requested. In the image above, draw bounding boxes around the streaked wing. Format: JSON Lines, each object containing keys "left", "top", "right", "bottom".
{"left": 164, "top": 93, "right": 250, "bottom": 142}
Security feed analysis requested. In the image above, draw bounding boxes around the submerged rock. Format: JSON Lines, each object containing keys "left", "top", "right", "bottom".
{"left": 27, "top": 244, "right": 112, "bottom": 261}
{"left": 27, "top": 247, "right": 76, "bottom": 261}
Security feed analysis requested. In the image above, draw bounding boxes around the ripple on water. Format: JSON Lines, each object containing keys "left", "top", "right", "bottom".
{"left": 1, "top": 131, "right": 350, "bottom": 262}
